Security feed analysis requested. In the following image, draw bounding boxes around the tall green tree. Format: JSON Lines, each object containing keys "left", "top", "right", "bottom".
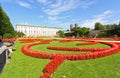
{"left": 71, "top": 26, "right": 90, "bottom": 37}
{"left": 15, "top": 31, "right": 25, "bottom": 37}
{"left": 94, "top": 22, "right": 104, "bottom": 30}
{"left": 81, "top": 27, "right": 90, "bottom": 36}
{"left": 71, "top": 26, "right": 80, "bottom": 37}
{"left": 107, "top": 28, "right": 120, "bottom": 37}
{"left": 57, "top": 30, "right": 65, "bottom": 37}
{"left": 105, "top": 25, "right": 111, "bottom": 30}
{"left": 111, "top": 24, "right": 118, "bottom": 29}
{"left": 0, "top": 6, "right": 15, "bottom": 36}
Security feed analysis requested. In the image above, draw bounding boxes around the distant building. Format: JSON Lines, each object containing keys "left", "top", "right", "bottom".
{"left": 75, "top": 23, "right": 78, "bottom": 29}
{"left": 16, "top": 24, "right": 62, "bottom": 37}
{"left": 70, "top": 24, "right": 73, "bottom": 31}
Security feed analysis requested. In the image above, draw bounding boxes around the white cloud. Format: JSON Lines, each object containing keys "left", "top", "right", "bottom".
{"left": 81, "top": 10, "right": 113, "bottom": 29}
{"left": 79, "top": 0, "right": 96, "bottom": 8}
{"left": 103, "top": 10, "right": 112, "bottom": 15}
{"left": 50, "top": 0, "right": 63, "bottom": 8}
{"left": 38, "top": 0, "right": 47, "bottom": 3}
{"left": 48, "top": 15, "right": 71, "bottom": 20}
{"left": 16, "top": 1, "right": 31, "bottom": 8}
{"left": 42, "top": 0, "right": 96, "bottom": 15}
{"left": 48, "top": 16, "right": 58, "bottom": 20}
{"left": 44, "top": 0, "right": 76, "bottom": 15}
{"left": 93, "top": 10, "right": 112, "bottom": 18}
{"left": 44, "top": 19, "right": 71, "bottom": 29}
{"left": 37, "top": 0, "right": 50, "bottom": 5}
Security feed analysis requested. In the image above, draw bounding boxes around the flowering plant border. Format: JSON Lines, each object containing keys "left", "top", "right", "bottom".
{"left": 21, "top": 38, "right": 120, "bottom": 78}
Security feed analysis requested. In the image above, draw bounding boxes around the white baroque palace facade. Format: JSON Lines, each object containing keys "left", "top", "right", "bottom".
{"left": 16, "top": 24, "right": 62, "bottom": 37}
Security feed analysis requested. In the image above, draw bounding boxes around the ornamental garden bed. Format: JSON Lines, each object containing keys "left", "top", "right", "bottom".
{"left": 1, "top": 38, "right": 120, "bottom": 78}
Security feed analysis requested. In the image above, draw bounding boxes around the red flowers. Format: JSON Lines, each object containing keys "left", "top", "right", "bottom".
{"left": 43, "top": 56, "right": 65, "bottom": 74}
{"left": 76, "top": 41, "right": 98, "bottom": 45}
{"left": 3, "top": 37, "right": 17, "bottom": 43}
{"left": 47, "top": 46, "right": 108, "bottom": 52}
{"left": 20, "top": 38, "right": 120, "bottom": 78}
{"left": 59, "top": 39, "right": 74, "bottom": 42}
{"left": 40, "top": 56, "right": 65, "bottom": 78}
{"left": 19, "top": 38, "right": 43, "bottom": 43}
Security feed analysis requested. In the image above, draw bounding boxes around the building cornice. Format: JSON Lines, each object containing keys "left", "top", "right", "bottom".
{"left": 16, "top": 24, "right": 63, "bottom": 29}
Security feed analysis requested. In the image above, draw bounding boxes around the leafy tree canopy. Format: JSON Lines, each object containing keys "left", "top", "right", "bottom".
{"left": 71, "top": 26, "right": 90, "bottom": 37}
{"left": 0, "top": 6, "right": 15, "bottom": 36}
{"left": 94, "top": 22, "right": 104, "bottom": 30}
{"left": 57, "top": 30, "right": 65, "bottom": 37}
{"left": 15, "top": 31, "right": 25, "bottom": 37}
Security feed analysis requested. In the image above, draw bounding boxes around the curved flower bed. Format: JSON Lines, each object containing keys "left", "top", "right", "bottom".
{"left": 21, "top": 39, "right": 120, "bottom": 78}
{"left": 43, "top": 56, "right": 64, "bottom": 74}
{"left": 59, "top": 39, "right": 74, "bottom": 42}
{"left": 114, "top": 38, "right": 120, "bottom": 41}
{"left": 76, "top": 41, "right": 98, "bottom": 45}
{"left": 47, "top": 46, "right": 109, "bottom": 52}
{"left": 19, "top": 38, "right": 43, "bottom": 43}
{"left": 3, "top": 37, "right": 17, "bottom": 43}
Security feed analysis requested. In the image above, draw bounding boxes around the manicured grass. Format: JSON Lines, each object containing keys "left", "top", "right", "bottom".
{"left": 30, "top": 41, "right": 110, "bottom": 54}
{"left": 53, "top": 53, "right": 120, "bottom": 78}
{"left": 0, "top": 40, "right": 50, "bottom": 78}
{"left": 1, "top": 39, "right": 120, "bottom": 78}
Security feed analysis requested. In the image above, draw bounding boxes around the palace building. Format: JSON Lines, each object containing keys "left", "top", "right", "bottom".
{"left": 16, "top": 24, "right": 62, "bottom": 37}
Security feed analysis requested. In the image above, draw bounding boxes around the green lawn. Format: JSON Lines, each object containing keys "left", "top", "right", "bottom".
{"left": 53, "top": 53, "right": 120, "bottom": 78}
{"left": 1, "top": 39, "right": 120, "bottom": 78}
{"left": 30, "top": 41, "right": 110, "bottom": 54}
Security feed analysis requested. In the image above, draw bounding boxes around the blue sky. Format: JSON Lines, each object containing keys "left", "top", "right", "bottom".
{"left": 1, "top": 0, "right": 120, "bottom": 30}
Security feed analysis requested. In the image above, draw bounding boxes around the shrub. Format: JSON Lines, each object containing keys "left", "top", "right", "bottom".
{"left": 3, "top": 33, "right": 13, "bottom": 38}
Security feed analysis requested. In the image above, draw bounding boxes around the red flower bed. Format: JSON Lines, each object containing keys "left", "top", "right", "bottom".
{"left": 42, "top": 56, "right": 65, "bottom": 77}
{"left": 76, "top": 41, "right": 98, "bottom": 45}
{"left": 21, "top": 38, "right": 120, "bottom": 78}
{"left": 19, "top": 38, "right": 43, "bottom": 43}
{"left": 114, "top": 38, "right": 120, "bottom": 41}
{"left": 3, "top": 37, "right": 17, "bottom": 42}
{"left": 41, "top": 40, "right": 52, "bottom": 43}
{"left": 47, "top": 46, "right": 109, "bottom": 52}
{"left": 59, "top": 39, "right": 74, "bottom": 42}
